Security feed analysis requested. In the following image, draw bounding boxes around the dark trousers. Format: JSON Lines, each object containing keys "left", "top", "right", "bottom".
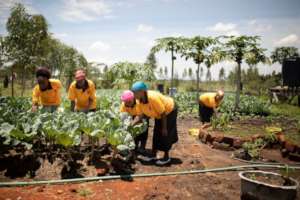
{"left": 199, "top": 103, "right": 214, "bottom": 123}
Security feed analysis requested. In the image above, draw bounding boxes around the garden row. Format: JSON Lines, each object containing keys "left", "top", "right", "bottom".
{"left": 197, "top": 127, "right": 300, "bottom": 162}
{"left": 0, "top": 92, "right": 273, "bottom": 153}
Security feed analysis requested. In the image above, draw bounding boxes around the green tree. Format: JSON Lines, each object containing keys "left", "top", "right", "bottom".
{"left": 6, "top": 4, "right": 49, "bottom": 96}
{"left": 63, "top": 47, "right": 88, "bottom": 90}
{"left": 87, "top": 62, "right": 102, "bottom": 81}
{"left": 43, "top": 37, "right": 67, "bottom": 79}
{"left": 103, "top": 65, "right": 108, "bottom": 73}
{"left": 174, "top": 72, "right": 180, "bottom": 87}
{"left": 0, "top": 36, "right": 8, "bottom": 69}
{"left": 164, "top": 66, "right": 168, "bottom": 78}
{"left": 270, "top": 46, "right": 299, "bottom": 64}
{"left": 200, "top": 67, "right": 204, "bottom": 82}
{"left": 106, "top": 61, "right": 155, "bottom": 87}
{"left": 188, "top": 67, "right": 193, "bottom": 80}
{"left": 219, "top": 67, "right": 226, "bottom": 81}
{"left": 158, "top": 67, "right": 164, "bottom": 80}
{"left": 151, "top": 37, "right": 186, "bottom": 91}
{"left": 145, "top": 51, "right": 158, "bottom": 69}
{"left": 182, "top": 68, "right": 187, "bottom": 79}
{"left": 218, "top": 35, "right": 268, "bottom": 110}
{"left": 180, "top": 36, "right": 218, "bottom": 95}
{"left": 206, "top": 68, "right": 212, "bottom": 81}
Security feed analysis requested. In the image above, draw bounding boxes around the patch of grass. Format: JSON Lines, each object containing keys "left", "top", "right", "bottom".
{"left": 77, "top": 188, "right": 93, "bottom": 197}
{"left": 285, "top": 132, "right": 300, "bottom": 146}
{"left": 222, "top": 122, "right": 265, "bottom": 137}
{"left": 0, "top": 84, "right": 32, "bottom": 97}
{"left": 270, "top": 104, "right": 300, "bottom": 119}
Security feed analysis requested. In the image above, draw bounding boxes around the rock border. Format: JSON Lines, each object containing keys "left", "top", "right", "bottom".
{"left": 198, "top": 129, "right": 300, "bottom": 162}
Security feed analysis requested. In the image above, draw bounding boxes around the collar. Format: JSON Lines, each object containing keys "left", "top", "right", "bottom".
{"left": 140, "top": 91, "right": 149, "bottom": 104}
{"left": 76, "top": 79, "right": 89, "bottom": 91}
{"left": 40, "top": 81, "right": 52, "bottom": 91}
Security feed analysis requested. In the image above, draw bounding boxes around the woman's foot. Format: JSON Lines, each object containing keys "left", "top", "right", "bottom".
{"left": 201, "top": 123, "right": 211, "bottom": 129}
{"left": 139, "top": 150, "right": 157, "bottom": 162}
{"left": 156, "top": 157, "right": 171, "bottom": 166}
{"left": 156, "top": 151, "right": 171, "bottom": 166}
{"left": 139, "top": 155, "right": 157, "bottom": 162}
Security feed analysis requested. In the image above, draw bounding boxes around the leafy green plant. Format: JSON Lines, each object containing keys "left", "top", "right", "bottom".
{"left": 211, "top": 113, "right": 230, "bottom": 130}
{"left": 0, "top": 96, "right": 146, "bottom": 153}
{"left": 77, "top": 188, "right": 93, "bottom": 197}
{"left": 242, "top": 138, "right": 266, "bottom": 160}
{"left": 219, "top": 95, "right": 270, "bottom": 118}
{"left": 174, "top": 92, "right": 198, "bottom": 117}
{"left": 264, "top": 132, "right": 278, "bottom": 144}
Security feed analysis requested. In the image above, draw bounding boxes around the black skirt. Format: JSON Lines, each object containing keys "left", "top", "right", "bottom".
{"left": 153, "top": 107, "right": 178, "bottom": 151}
{"left": 134, "top": 118, "right": 149, "bottom": 145}
{"left": 199, "top": 102, "right": 214, "bottom": 123}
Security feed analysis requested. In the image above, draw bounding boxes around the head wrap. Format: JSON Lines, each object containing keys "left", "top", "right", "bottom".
{"left": 131, "top": 81, "right": 148, "bottom": 92}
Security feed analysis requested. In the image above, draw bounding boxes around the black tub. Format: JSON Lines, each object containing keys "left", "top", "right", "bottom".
{"left": 239, "top": 170, "right": 299, "bottom": 200}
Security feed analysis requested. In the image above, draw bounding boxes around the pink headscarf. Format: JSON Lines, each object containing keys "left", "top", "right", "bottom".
{"left": 121, "top": 90, "right": 134, "bottom": 102}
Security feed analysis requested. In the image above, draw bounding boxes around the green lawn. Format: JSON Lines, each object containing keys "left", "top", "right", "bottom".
{"left": 270, "top": 103, "right": 300, "bottom": 119}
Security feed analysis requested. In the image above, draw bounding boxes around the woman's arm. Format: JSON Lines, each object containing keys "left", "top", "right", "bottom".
{"left": 131, "top": 114, "right": 145, "bottom": 126}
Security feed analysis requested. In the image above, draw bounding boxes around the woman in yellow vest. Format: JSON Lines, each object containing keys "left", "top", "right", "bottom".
{"left": 131, "top": 81, "right": 178, "bottom": 166}
{"left": 120, "top": 90, "right": 149, "bottom": 155}
{"left": 32, "top": 67, "right": 62, "bottom": 112}
{"left": 68, "top": 69, "right": 96, "bottom": 113}
{"left": 199, "top": 90, "right": 224, "bottom": 124}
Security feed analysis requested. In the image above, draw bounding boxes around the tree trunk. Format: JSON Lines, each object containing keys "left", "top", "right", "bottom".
{"left": 31, "top": 72, "right": 35, "bottom": 88}
{"left": 171, "top": 48, "right": 174, "bottom": 94}
{"left": 235, "top": 62, "right": 241, "bottom": 110}
{"left": 66, "top": 74, "right": 72, "bottom": 92}
{"left": 11, "top": 66, "right": 14, "bottom": 97}
{"left": 21, "top": 67, "right": 26, "bottom": 97}
{"left": 197, "top": 63, "right": 200, "bottom": 96}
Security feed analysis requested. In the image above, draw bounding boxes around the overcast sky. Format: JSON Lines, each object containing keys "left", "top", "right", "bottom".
{"left": 1, "top": 0, "right": 300, "bottom": 80}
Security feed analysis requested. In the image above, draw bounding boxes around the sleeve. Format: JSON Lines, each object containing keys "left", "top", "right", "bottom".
{"left": 56, "top": 80, "right": 62, "bottom": 90}
{"left": 150, "top": 95, "right": 166, "bottom": 115}
{"left": 134, "top": 105, "right": 143, "bottom": 115}
{"left": 32, "top": 85, "right": 40, "bottom": 105}
{"left": 120, "top": 103, "right": 126, "bottom": 112}
{"left": 199, "top": 95, "right": 202, "bottom": 103}
{"left": 201, "top": 94, "right": 214, "bottom": 108}
{"left": 210, "top": 95, "right": 218, "bottom": 108}
{"left": 199, "top": 94, "right": 207, "bottom": 104}
{"left": 68, "top": 83, "right": 76, "bottom": 101}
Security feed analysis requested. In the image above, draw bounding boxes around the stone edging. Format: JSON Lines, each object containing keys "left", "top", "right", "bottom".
{"left": 198, "top": 129, "right": 300, "bottom": 162}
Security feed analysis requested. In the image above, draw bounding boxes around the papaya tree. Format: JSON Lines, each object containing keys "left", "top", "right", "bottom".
{"left": 180, "top": 36, "right": 218, "bottom": 95}
{"left": 218, "top": 35, "right": 268, "bottom": 110}
{"left": 151, "top": 37, "right": 186, "bottom": 92}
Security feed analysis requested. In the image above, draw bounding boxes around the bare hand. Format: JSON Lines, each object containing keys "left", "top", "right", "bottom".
{"left": 31, "top": 105, "right": 38, "bottom": 112}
